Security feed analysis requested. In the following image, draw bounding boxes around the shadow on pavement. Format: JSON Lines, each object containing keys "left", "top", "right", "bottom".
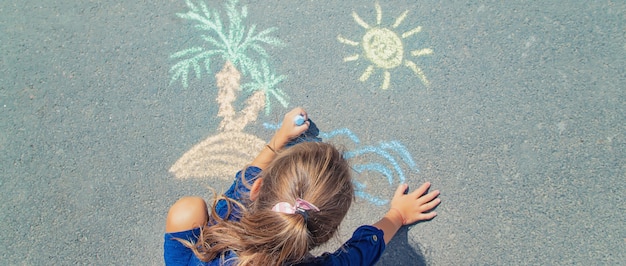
{"left": 377, "top": 226, "right": 428, "bottom": 266}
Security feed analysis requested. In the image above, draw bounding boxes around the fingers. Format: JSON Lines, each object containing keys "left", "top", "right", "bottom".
{"left": 296, "top": 122, "right": 310, "bottom": 137}
{"left": 291, "top": 108, "right": 309, "bottom": 133}
{"left": 283, "top": 107, "right": 309, "bottom": 127}
{"left": 394, "top": 184, "right": 409, "bottom": 198}
{"left": 395, "top": 182, "right": 440, "bottom": 224}
{"left": 299, "top": 109, "right": 308, "bottom": 122}
{"left": 298, "top": 109, "right": 309, "bottom": 128}
{"left": 295, "top": 107, "right": 306, "bottom": 115}
{"left": 287, "top": 107, "right": 307, "bottom": 120}
{"left": 420, "top": 196, "right": 441, "bottom": 211}
{"left": 300, "top": 119, "right": 310, "bottom": 129}
{"left": 417, "top": 211, "right": 438, "bottom": 221}
{"left": 418, "top": 189, "right": 440, "bottom": 204}
{"left": 276, "top": 108, "right": 310, "bottom": 142}
{"left": 405, "top": 196, "right": 440, "bottom": 224}
{"left": 410, "top": 181, "right": 430, "bottom": 197}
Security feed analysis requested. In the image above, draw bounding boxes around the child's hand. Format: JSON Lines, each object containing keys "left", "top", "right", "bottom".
{"left": 389, "top": 182, "right": 440, "bottom": 225}
{"left": 273, "top": 107, "right": 310, "bottom": 148}
{"left": 251, "top": 108, "right": 311, "bottom": 169}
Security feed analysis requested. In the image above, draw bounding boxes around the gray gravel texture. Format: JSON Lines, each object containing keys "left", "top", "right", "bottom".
{"left": 1, "top": 1, "right": 624, "bottom": 265}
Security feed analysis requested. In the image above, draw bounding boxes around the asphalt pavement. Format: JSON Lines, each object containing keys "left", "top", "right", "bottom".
{"left": 1, "top": 1, "right": 624, "bottom": 264}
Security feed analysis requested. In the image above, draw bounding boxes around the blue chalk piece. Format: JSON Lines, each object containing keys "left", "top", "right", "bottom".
{"left": 294, "top": 115, "right": 305, "bottom": 126}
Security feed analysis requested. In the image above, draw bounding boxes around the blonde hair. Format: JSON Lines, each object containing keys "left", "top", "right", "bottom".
{"left": 187, "top": 142, "right": 354, "bottom": 265}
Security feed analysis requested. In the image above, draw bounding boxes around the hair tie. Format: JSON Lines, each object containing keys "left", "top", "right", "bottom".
{"left": 272, "top": 198, "right": 320, "bottom": 221}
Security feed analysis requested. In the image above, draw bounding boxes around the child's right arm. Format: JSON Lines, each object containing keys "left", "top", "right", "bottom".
{"left": 250, "top": 107, "right": 309, "bottom": 170}
{"left": 373, "top": 182, "right": 441, "bottom": 244}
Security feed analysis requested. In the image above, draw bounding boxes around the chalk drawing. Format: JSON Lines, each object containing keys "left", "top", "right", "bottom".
{"left": 169, "top": 0, "right": 289, "bottom": 179}
{"left": 170, "top": 0, "right": 288, "bottom": 113}
{"left": 170, "top": 61, "right": 267, "bottom": 180}
{"left": 241, "top": 59, "right": 288, "bottom": 115}
{"left": 264, "top": 123, "right": 418, "bottom": 205}
{"left": 338, "top": 2, "right": 433, "bottom": 90}
{"left": 168, "top": 1, "right": 422, "bottom": 196}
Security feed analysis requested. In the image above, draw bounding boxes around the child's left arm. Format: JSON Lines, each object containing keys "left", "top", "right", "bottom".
{"left": 250, "top": 107, "right": 310, "bottom": 170}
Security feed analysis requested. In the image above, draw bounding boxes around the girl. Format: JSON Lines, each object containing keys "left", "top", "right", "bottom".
{"left": 164, "top": 108, "right": 441, "bottom": 265}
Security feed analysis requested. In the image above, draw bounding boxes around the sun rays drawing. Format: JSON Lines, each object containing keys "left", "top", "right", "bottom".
{"left": 169, "top": 0, "right": 288, "bottom": 180}
{"left": 338, "top": 2, "right": 433, "bottom": 90}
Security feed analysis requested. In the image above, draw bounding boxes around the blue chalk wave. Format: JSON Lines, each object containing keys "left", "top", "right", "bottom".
{"left": 263, "top": 122, "right": 419, "bottom": 205}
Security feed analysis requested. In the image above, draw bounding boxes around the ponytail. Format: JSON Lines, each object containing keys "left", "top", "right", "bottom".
{"left": 187, "top": 142, "right": 353, "bottom": 265}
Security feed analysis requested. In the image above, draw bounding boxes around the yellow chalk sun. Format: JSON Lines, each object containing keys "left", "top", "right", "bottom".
{"left": 338, "top": 2, "right": 433, "bottom": 90}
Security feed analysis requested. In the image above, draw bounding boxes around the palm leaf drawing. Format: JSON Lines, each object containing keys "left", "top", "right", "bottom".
{"left": 170, "top": 0, "right": 284, "bottom": 88}
{"left": 242, "top": 59, "right": 289, "bottom": 115}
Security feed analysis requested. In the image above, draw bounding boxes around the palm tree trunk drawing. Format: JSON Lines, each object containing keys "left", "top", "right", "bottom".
{"left": 168, "top": 0, "right": 287, "bottom": 180}
{"left": 216, "top": 61, "right": 265, "bottom": 132}
{"left": 169, "top": 62, "right": 266, "bottom": 180}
